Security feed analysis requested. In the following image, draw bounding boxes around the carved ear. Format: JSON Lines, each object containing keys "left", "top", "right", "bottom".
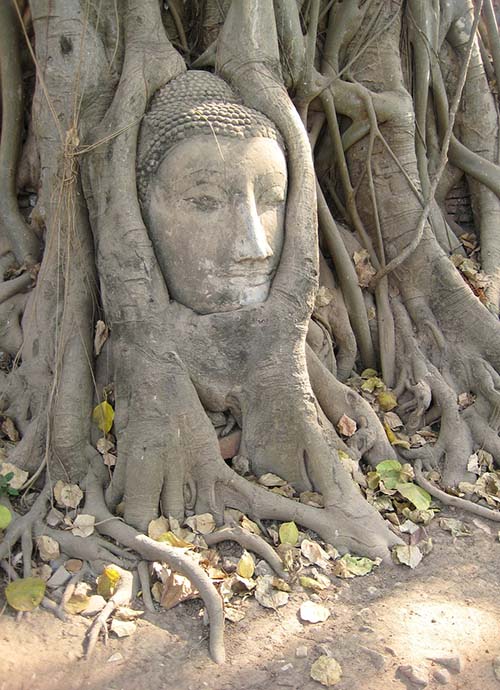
{"left": 82, "top": 0, "right": 185, "bottom": 319}
{"left": 217, "top": 0, "right": 319, "bottom": 321}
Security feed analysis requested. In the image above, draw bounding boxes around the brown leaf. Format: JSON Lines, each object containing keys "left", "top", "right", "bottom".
{"left": 94, "top": 320, "right": 109, "bottom": 356}
{"left": 337, "top": 414, "right": 357, "bottom": 437}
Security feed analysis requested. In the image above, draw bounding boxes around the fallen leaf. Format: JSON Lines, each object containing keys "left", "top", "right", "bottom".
{"left": 310, "top": 656, "right": 343, "bottom": 686}
{"left": 36, "top": 535, "right": 60, "bottom": 561}
{"left": 103, "top": 452, "right": 116, "bottom": 467}
{"left": 111, "top": 619, "right": 137, "bottom": 637}
{"left": 258, "top": 472, "right": 287, "bottom": 487}
{"left": 157, "top": 531, "right": 195, "bottom": 549}
{"left": 46, "top": 507, "right": 64, "bottom": 527}
{"left": 300, "top": 600, "right": 330, "bottom": 622}
{"left": 361, "top": 368, "right": 378, "bottom": 379}
{"left": 5, "top": 577, "right": 46, "bottom": 611}
{"left": 0, "top": 505, "right": 12, "bottom": 529}
{"left": 0, "top": 462, "right": 28, "bottom": 489}
{"left": 384, "top": 412, "right": 403, "bottom": 429}
{"left": 92, "top": 401, "right": 115, "bottom": 433}
{"left": 353, "top": 248, "right": 376, "bottom": 288}
{"left": 97, "top": 565, "right": 122, "bottom": 599}
{"left": 184, "top": 513, "right": 216, "bottom": 534}
{"left": 160, "top": 571, "right": 199, "bottom": 609}
{"left": 71, "top": 514, "right": 95, "bottom": 538}
{"left": 396, "top": 483, "right": 431, "bottom": 510}
{"left": 114, "top": 606, "right": 144, "bottom": 620}
{"left": 53, "top": 480, "right": 83, "bottom": 509}
{"left": 377, "top": 390, "right": 398, "bottom": 411}
{"left": 271, "top": 577, "right": 291, "bottom": 592}
{"left": 279, "top": 521, "right": 299, "bottom": 546}
{"left": 300, "top": 539, "right": 330, "bottom": 568}
{"left": 224, "top": 605, "right": 246, "bottom": 623}
{"left": 332, "top": 554, "right": 379, "bottom": 578}
{"left": 64, "top": 592, "right": 91, "bottom": 614}
{"left": 1, "top": 417, "right": 20, "bottom": 442}
{"left": 96, "top": 437, "right": 114, "bottom": 454}
{"left": 236, "top": 551, "right": 255, "bottom": 579}
{"left": 94, "top": 320, "right": 109, "bottom": 356}
{"left": 65, "top": 559, "right": 83, "bottom": 573}
{"left": 148, "top": 516, "right": 170, "bottom": 540}
{"left": 361, "top": 376, "right": 385, "bottom": 393}
{"left": 337, "top": 414, "right": 357, "bottom": 437}
{"left": 299, "top": 576, "right": 327, "bottom": 591}
{"left": 255, "top": 575, "right": 289, "bottom": 609}
{"left": 299, "top": 491, "right": 324, "bottom": 508}
{"left": 240, "top": 515, "right": 262, "bottom": 535}
{"left": 439, "top": 518, "right": 471, "bottom": 537}
{"left": 392, "top": 544, "right": 423, "bottom": 568}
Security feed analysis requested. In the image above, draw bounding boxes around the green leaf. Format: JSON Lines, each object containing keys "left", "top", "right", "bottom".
{"left": 376, "top": 459, "right": 403, "bottom": 490}
{"left": 279, "top": 521, "right": 299, "bottom": 546}
{"left": 396, "top": 482, "right": 432, "bottom": 510}
{"left": 0, "top": 505, "right": 12, "bottom": 529}
{"left": 5, "top": 577, "right": 46, "bottom": 611}
{"left": 92, "top": 401, "right": 115, "bottom": 433}
{"left": 338, "top": 554, "right": 378, "bottom": 576}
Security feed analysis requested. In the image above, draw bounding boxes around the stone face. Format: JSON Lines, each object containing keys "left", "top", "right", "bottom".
{"left": 360, "top": 646, "right": 386, "bottom": 671}
{"left": 397, "top": 664, "right": 429, "bottom": 687}
{"left": 429, "top": 655, "right": 462, "bottom": 674}
{"left": 146, "top": 135, "right": 287, "bottom": 315}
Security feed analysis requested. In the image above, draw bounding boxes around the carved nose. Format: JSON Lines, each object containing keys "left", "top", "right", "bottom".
{"left": 234, "top": 197, "right": 273, "bottom": 262}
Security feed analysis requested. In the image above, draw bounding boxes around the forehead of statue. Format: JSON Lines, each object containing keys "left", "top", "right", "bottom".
{"left": 150, "top": 135, "right": 287, "bottom": 196}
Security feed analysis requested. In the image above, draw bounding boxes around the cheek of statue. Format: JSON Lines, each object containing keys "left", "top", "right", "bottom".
{"left": 146, "top": 136, "right": 287, "bottom": 314}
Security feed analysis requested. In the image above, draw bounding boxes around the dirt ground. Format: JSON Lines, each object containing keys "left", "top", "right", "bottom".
{"left": 1, "top": 504, "right": 500, "bottom": 690}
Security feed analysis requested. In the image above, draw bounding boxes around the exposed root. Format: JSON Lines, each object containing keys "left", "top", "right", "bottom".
{"left": 0, "top": 486, "right": 50, "bottom": 561}
{"left": 137, "top": 561, "right": 155, "bottom": 613}
{"left": 84, "top": 565, "right": 134, "bottom": 658}
{"left": 414, "top": 460, "right": 500, "bottom": 522}
{"left": 204, "top": 524, "right": 288, "bottom": 579}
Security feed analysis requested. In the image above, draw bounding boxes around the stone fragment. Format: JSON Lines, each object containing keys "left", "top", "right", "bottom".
{"left": 493, "top": 656, "right": 500, "bottom": 681}
{"left": 360, "top": 646, "right": 386, "bottom": 671}
{"left": 46, "top": 565, "right": 71, "bottom": 588}
{"left": 432, "top": 668, "right": 451, "bottom": 685}
{"left": 397, "top": 664, "right": 428, "bottom": 687}
{"left": 429, "top": 655, "right": 462, "bottom": 674}
{"left": 296, "top": 646, "right": 308, "bottom": 658}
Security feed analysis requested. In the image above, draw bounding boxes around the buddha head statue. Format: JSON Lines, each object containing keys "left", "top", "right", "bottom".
{"left": 137, "top": 70, "right": 287, "bottom": 315}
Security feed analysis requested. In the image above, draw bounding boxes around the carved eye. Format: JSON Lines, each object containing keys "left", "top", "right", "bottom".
{"left": 184, "top": 195, "right": 222, "bottom": 211}
{"left": 257, "top": 186, "right": 286, "bottom": 209}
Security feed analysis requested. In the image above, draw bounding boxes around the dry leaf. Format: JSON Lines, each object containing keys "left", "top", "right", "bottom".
{"left": 1, "top": 417, "right": 20, "bottom": 442}
{"left": 310, "top": 656, "right": 343, "bottom": 686}
{"left": 353, "top": 249, "right": 376, "bottom": 288}
{"left": 160, "top": 571, "right": 199, "bottom": 609}
{"left": 53, "top": 480, "right": 83, "bottom": 509}
{"left": 236, "top": 551, "right": 255, "bottom": 579}
{"left": 157, "top": 531, "right": 195, "bottom": 548}
{"left": 36, "top": 535, "right": 60, "bottom": 561}
{"left": 103, "top": 452, "right": 116, "bottom": 467}
{"left": 258, "top": 473, "right": 287, "bottom": 487}
{"left": 300, "top": 539, "right": 330, "bottom": 569}
{"left": 94, "top": 320, "right": 109, "bottom": 356}
{"left": 377, "top": 390, "right": 398, "bottom": 411}
{"left": 96, "top": 437, "right": 114, "bottom": 454}
{"left": 64, "top": 592, "right": 91, "bottom": 615}
{"left": 224, "top": 605, "right": 246, "bottom": 623}
{"left": 0, "top": 462, "right": 27, "bottom": 489}
{"left": 300, "top": 491, "right": 324, "bottom": 508}
{"left": 111, "top": 619, "right": 137, "bottom": 637}
{"left": 114, "top": 606, "right": 144, "bottom": 620}
{"left": 46, "top": 507, "right": 64, "bottom": 527}
{"left": 392, "top": 544, "right": 423, "bottom": 569}
{"left": 184, "top": 513, "right": 216, "bottom": 534}
{"left": 299, "top": 576, "right": 327, "bottom": 591}
{"left": 148, "top": 516, "right": 170, "bottom": 540}
{"left": 383, "top": 412, "right": 403, "bottom": 429}
{"left": 72, "top": 514, "right": 95, "bottom": 538}
{"left": 300, "top": 600, "right": 330, "bottom": 623}
{"left": 240, "top": 515, "right": 262, "bottom": 535}
{"left": 337, "top": 414, "right": 357, "bottom": 437}
{"left": 255, "top": 575, "right": 289, "bottom": 609}
{"left": 65, "top": 559, "right": 83, "bottom": 573}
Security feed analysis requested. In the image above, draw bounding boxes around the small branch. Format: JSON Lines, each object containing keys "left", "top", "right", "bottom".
{"left": 137, "top": 560, "right": 155, "bottom": 613}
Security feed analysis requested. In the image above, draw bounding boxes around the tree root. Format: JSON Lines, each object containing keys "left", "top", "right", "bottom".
{"left": 84, "top": 565, "right": 134, "bottom": 658}
{"left": 204, "top": 524, "right": 288, "bottom": 579}
{"left": 137, "top": 561, "right": 155, "bottom": 613}
{"left": 0, "top": 485, "right": 50, "bottom": 561}
{"left": 85, "top": 474, "right": 225, "bottom": 664}
{"left": 414, "top": 460, "right": 500, "bottom": 522}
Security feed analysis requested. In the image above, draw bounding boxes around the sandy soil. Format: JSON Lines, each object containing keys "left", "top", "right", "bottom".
{"left": 1, "top": 505, "right": 500, "bottom": 690}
